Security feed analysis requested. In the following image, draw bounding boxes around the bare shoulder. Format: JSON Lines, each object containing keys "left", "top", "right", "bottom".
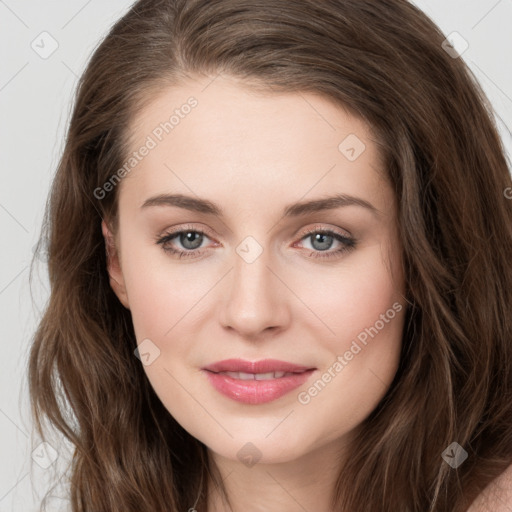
{"left": 466, "top": 463, "right": 512, "bottom": 512}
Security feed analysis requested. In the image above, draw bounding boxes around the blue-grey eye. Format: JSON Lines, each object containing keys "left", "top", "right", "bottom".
{"left": 178, "top": 231, "right": 204, "bottom": 250}
{"left": 308, "top": 232, "right": 335, "bottom": 251}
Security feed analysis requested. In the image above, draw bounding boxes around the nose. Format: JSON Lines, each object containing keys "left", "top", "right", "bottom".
{"left": 219, "top": 244, "right": 291, "bottom": 340}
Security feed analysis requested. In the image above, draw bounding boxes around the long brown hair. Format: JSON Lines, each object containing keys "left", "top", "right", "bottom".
{"left": 29, "top": 0, "right": 512, "bottom": 510}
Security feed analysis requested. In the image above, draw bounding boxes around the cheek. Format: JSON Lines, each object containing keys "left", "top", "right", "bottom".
{"left": 291, "top": 240, "right": 404, "bottom": 348}
{"left": 293, "top": 267, "right": 405, "bottom": 446}
{"left": 121, "top": 244, "right": 207, "bottom": 342}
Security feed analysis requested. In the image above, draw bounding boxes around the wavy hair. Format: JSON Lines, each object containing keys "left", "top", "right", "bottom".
{"left": 29, "top": 0, "right": 512, "bottom": 510}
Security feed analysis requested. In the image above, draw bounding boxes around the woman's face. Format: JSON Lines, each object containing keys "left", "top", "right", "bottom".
{"left": 103, "top": 74, "right": 406, "bottom": 465}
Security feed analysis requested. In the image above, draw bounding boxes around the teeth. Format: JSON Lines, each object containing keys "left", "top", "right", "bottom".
{"left": 256, "top": 371, "right": 284, "bottom": 380}
{"left": 220, "top": 371, "right": 293, "bottom": 380}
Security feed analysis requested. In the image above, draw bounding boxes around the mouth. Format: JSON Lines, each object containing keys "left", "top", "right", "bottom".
{"left": 201, "top": 359, "right": 316, "bottom": 404}
{"left": 209, "top": 370, "right": 308, "bottom": 380}
{"left": 202, "top": 358, "right": 315, "bottom": 374}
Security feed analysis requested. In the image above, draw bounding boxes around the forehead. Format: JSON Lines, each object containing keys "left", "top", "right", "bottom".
{"left": 119, "top": 74, "right": 391, "bottom": 217}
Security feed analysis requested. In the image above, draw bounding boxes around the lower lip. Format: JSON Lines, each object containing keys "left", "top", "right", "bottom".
{"left": 203, "top": 370, "right": 315, "bottom": 404}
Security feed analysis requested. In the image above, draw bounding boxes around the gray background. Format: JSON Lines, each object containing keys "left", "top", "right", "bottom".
{"left": 1, "top": 0, "right": 511, "bottom": 510}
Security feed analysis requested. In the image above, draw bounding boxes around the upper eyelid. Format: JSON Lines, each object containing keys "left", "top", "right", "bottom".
{"left": 161, "top": 224, "right": 348, "bottom": 236}
{"left": 298, "top": 223, "right": 352, "bottom": 238}
{"left": 160, "top": 224, "right": 216, "bottom": 242}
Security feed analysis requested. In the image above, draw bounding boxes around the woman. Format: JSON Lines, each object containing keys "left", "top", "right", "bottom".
{"left": 29, "top": 0, "right": 512, "bottom": 510}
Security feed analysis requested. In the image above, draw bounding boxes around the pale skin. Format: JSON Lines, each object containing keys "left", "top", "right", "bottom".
{"left": 101, "top": 74, "right": 509, "bottom": 511}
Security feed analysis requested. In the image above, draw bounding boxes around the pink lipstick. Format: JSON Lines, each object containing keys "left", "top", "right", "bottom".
{"left": 202, "top": 358, "right": 316, "bottom": 405}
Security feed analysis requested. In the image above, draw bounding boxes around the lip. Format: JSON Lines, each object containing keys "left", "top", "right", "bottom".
{"left": 202, "top": 358, "right": 316, "bottom": 405}
{"left": 202, "top": 358, "right": 314, "bottom": 374}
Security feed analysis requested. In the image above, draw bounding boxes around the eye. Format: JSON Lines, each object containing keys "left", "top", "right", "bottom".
{"left": 155, "top": 224, "right": 356, "bottom": 260}
{"left": 294, "top": 227, "right": 356, "bottom": 260}
{"left": 156, "top": 225, "right": 214, "bottom": 259}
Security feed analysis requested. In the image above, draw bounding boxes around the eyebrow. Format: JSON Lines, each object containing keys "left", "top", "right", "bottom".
{"left": 140, "top": 193, "right": 380, "bottom": 218}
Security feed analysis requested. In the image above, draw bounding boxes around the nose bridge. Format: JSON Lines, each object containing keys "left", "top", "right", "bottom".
{"left": 220, "top": 235, "right": 289, "bottom": 336}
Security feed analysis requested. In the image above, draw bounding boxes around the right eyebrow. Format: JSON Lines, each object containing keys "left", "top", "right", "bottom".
{"left": 141, "top": 194, "right": 222, "bottom": 215}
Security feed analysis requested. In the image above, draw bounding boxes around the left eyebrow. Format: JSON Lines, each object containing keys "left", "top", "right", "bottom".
{"left": 283, "top": 193, "right": 381, "bottom": 218}
{"left": 140, "top": 192, "right": 381, "bottom": 218}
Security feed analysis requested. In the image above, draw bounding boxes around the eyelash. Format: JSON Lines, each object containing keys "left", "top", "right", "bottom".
{"left": 155, "top": 224, "right": 357, "bottom": 260}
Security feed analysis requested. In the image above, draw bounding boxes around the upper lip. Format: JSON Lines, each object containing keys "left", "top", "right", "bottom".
{"left": 202, "top": 358, "right": 316, "bottom": 374}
